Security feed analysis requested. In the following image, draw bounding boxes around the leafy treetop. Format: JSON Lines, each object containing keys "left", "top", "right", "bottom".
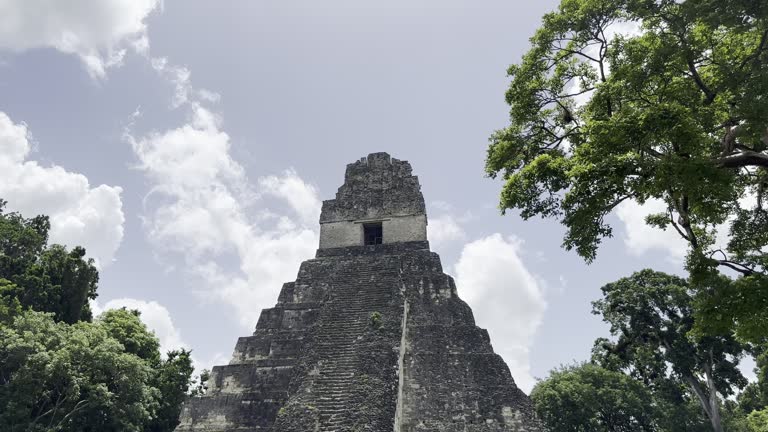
{"left": 0, "top": 199, "right": 99, "bottom": 324}
{"left": 488, "top": 0, "right": 768, "bottom": 265}
{"left": 487, "top": 0, "right": 768, "bottom": 342}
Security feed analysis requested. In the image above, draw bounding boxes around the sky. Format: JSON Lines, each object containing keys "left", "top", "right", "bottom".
{"left": 0, "top": 0, "right": 698, "bottom": 393}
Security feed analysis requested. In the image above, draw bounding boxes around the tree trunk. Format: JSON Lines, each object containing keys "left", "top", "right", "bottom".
{"left": 703, "top": 359, "right": 723, "bottom": 432}
{"left": 683, "top": 374, "right": 722, "bottom": 432}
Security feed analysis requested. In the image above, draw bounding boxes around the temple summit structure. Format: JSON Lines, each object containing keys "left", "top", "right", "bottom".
{"left": 176, "top": 152, "right": 543, "bottom": 432}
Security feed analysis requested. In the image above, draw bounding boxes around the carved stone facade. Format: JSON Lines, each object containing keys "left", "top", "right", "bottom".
{"left": 176, "top": 153, "right": 543, "bottom": 432}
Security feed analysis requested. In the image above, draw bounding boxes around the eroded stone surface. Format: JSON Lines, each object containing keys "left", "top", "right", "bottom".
{"left": 319, "top": 152, "right": 425, "bottom": 223}
{"left": 176, "top": 153, "right": 543, "bottom": 432}
{"left": 318, "top": 152, "right": 427, "bottom": 249}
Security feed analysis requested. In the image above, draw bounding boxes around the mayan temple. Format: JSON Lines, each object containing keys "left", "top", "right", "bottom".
{"left": 176, "top": 152, "right": 543, "bottom": 432}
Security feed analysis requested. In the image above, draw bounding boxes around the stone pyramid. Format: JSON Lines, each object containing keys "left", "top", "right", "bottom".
{"left": 176, "top": 152, "right": 543, "bottom": 432}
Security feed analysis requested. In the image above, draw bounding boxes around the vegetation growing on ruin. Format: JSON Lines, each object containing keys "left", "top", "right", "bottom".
{"left": 369, "top": 311, "right": 383, "bottom": 329}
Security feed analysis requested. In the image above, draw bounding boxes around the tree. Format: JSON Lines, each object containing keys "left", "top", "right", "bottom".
{"left": 189, "top": 369, "right": 210, "bottom": 398}
{"left": 486, "top": 0, "right": 768, "bottom": 341}
{"left": 0, "top": 202, "right": 194, "bottom": 431}
{"left": 0, "top": 310, "right": 157, "bottom": 431}
{"left": 0, "top": 199, "right": 49, "bottom": 276}
{"left": 0, "top": 308, "right": 195, "bottom": 432}
{"left": 693, "top": 272, "right": 768, "bottom": 343}
{"left": 146, "top": 350, "right": 195, "bottom": 432}
{"left": 0, "top": 200, "right": 99, "bottom": 324}
{"left": 747, "top": 409, "right": 768, "bottom": 431}
{"left": 733, "top": 344, "right": 768, "bottom": 431}
{"left": 0, "top": 278, "right": 23, "bottom": 324}
{"left": 530, "top": 362, "right": 657, "bottom": 431}
{"left": 592, "top": 270, "right": 748, "bottom": 431}
{"left": 100, "top": 308, "right": 162, "bottom": 365}
{"left": 99, "top": 308, "right": 195, "bottom": 431}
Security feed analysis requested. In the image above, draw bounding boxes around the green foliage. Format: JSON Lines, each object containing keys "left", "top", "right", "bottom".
{"left": 0, "top": 199, "right": 50, "bottom": 273}
{"left": 0, "top": 201, "right": 99, "bottom": 324}
{"left": 693, "top": 272, "right": 768, "bottom": 342}
{"left": 100, "top": 308, "right": 162, "bottom": 366}
{"left": 487, "top": 0, "right": 768, "bottom": 342}
{"left": 0, "top": 310, "right": 156, "bottom": 431}
{"left": 0, "top": 278, "right": 23, "bottom": 324}
{"left": 535, "top": 270, "right": 768, "bottom": 432}
{"left": 737, "top": 346, "right": 768, "bottom": 425}
{"left": 747, "top": 408, "right": 768, "bottom": 431}
{"left": 759, "top": 348, "right": 768, "bottom": 404}
{"left": 146, "top": 350, "right": 195, "bottom": 432}
{"left": 738, "top": 383, "right": 766, "bottom": 415}
{"left": 189, "top": 369, "right": 210, "bottom": 398}
{"left": 0, "top": 308, "right": 194, "bottom": 432}
{"left": 0, "top": 201, "right": 193, "bottom": 431}
{"left": 369, "top": 311, "right": 383, "bottom": 329}
{"left": 592, "top": 270, "right": 748, "bottom": 431}
{"left": 530, "top": 362, "right": 657, "bottom": 431}
{"left": 647, "top": 379, "right": 711, "bottom": 432}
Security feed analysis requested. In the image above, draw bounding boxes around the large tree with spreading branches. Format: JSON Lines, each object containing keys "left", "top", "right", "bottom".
{"left": 487, "top": 0, "right": 768, "bottom": 341}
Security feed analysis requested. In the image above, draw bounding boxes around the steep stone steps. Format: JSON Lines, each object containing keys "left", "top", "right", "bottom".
{"left": 309, "top": 257, "right": 403, "bottom": 432}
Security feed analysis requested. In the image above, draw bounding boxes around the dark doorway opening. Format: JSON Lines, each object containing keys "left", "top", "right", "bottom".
{"left": 363, "top": 222, "right": 383, "bottom": 245}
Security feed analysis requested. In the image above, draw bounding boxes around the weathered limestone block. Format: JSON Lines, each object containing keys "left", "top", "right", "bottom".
{"left": 319, "top": 152, "right": 426, "bottom": 223}
{"left": 176, "top": 153, "right": 543, "bottom": 432}
{"left": 319, "top": 153, "right": 428, "bottom": 249}
{"left": 396, "top": 249, "right": 540, "bottom": 432}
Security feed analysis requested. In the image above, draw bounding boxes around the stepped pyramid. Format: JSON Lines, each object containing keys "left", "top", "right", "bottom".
{"left": 176, "top": 152, "right": 543, "bottom": 432}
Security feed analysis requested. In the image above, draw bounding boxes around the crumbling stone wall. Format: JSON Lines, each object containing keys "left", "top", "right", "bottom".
{"left": 318, "top": 153, "right": 427, "bottom": 249}
{"left": 397, "top": 251, "right": 542, "bottom": 431}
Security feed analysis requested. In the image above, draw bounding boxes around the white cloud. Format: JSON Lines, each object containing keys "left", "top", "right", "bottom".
{"left": 616, "top": 198, "right": 688, "bottom": 262}
{"left": 127, "top": 104, "right": 320, "bottom": 328}
{"left": 131, "top": 40, "right": 321, "bottom": 339}
{"left": 454, "top": 234, "right": 547, "bottom": 393}
{"left": 427, "top": 214, "right": 466, "bottom": 249}
{"left": 150, "top": 57, "right": 222, "bottom": 109}
{"left": 0, "top": 111, "right": 124, "bottom": 267}
{"left": 615, "top": 197, "right": 751, "bottom": 263}
{"left": 426, "top": 201, "right": 471, "bottom": 251}
{"left": 194, "top": 352, "right": 230, "bottom": 375}
{"left": 0, "top": 0, "right": 161, "bottom": 77}
{"left": 258, "top": 170, "right": 321, "bottom": 226}
{"left": 94, "top": 297, "right": 232, "bottom": 374}
{"left": 92, "top": 298, "right": 186, "bottom": 356}
{"left": 606, "top": 20, "right": 643, "bottom": 40}
{"left": 430, "top": 200, "right": 453, "bottom": 212}
{"left": 151, "top": 57, "right": 194, "bottom": 107}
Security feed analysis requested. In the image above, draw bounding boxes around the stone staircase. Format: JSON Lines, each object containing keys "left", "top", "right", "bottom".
{"left": 313, "top": 256, "right": 401, "bottom": 432}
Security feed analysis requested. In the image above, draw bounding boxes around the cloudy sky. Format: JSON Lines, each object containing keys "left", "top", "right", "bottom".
{"left": 0, "top": 0, "right": 691, "bottom": 393}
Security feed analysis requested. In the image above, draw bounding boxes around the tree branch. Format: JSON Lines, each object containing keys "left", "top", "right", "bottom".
{"left": 671, "top": 194, "right": 699, "bottom": 249}
{"left": 602, "top": 195, "right": 633, "bottom": 214}
{"left": 708, "top": 250, "right": 756, "bottom": 276}
{"left": 716, "top": 260, "right": 755, "bottom": 276}
{"left": 55, "top": 399, "right": 89, "bottom": 429}
{"left": 738, "top": 28, "right": 768, "bottom": 71}
{"left": 554, "top": 47, "right": 601, "bottom": 63}
{"left": 717, "top": 150, "right": 768, "bottom": 169}
{"left": 668, "top": 207, "right": 691, "bottom": 241}
{"left": 687, "top": 58, "right": 716, "bottom": 104}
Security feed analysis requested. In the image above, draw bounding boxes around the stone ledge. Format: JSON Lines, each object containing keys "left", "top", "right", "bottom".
{"left": 315, "top": 241, "right": 430, "bottom": 257}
